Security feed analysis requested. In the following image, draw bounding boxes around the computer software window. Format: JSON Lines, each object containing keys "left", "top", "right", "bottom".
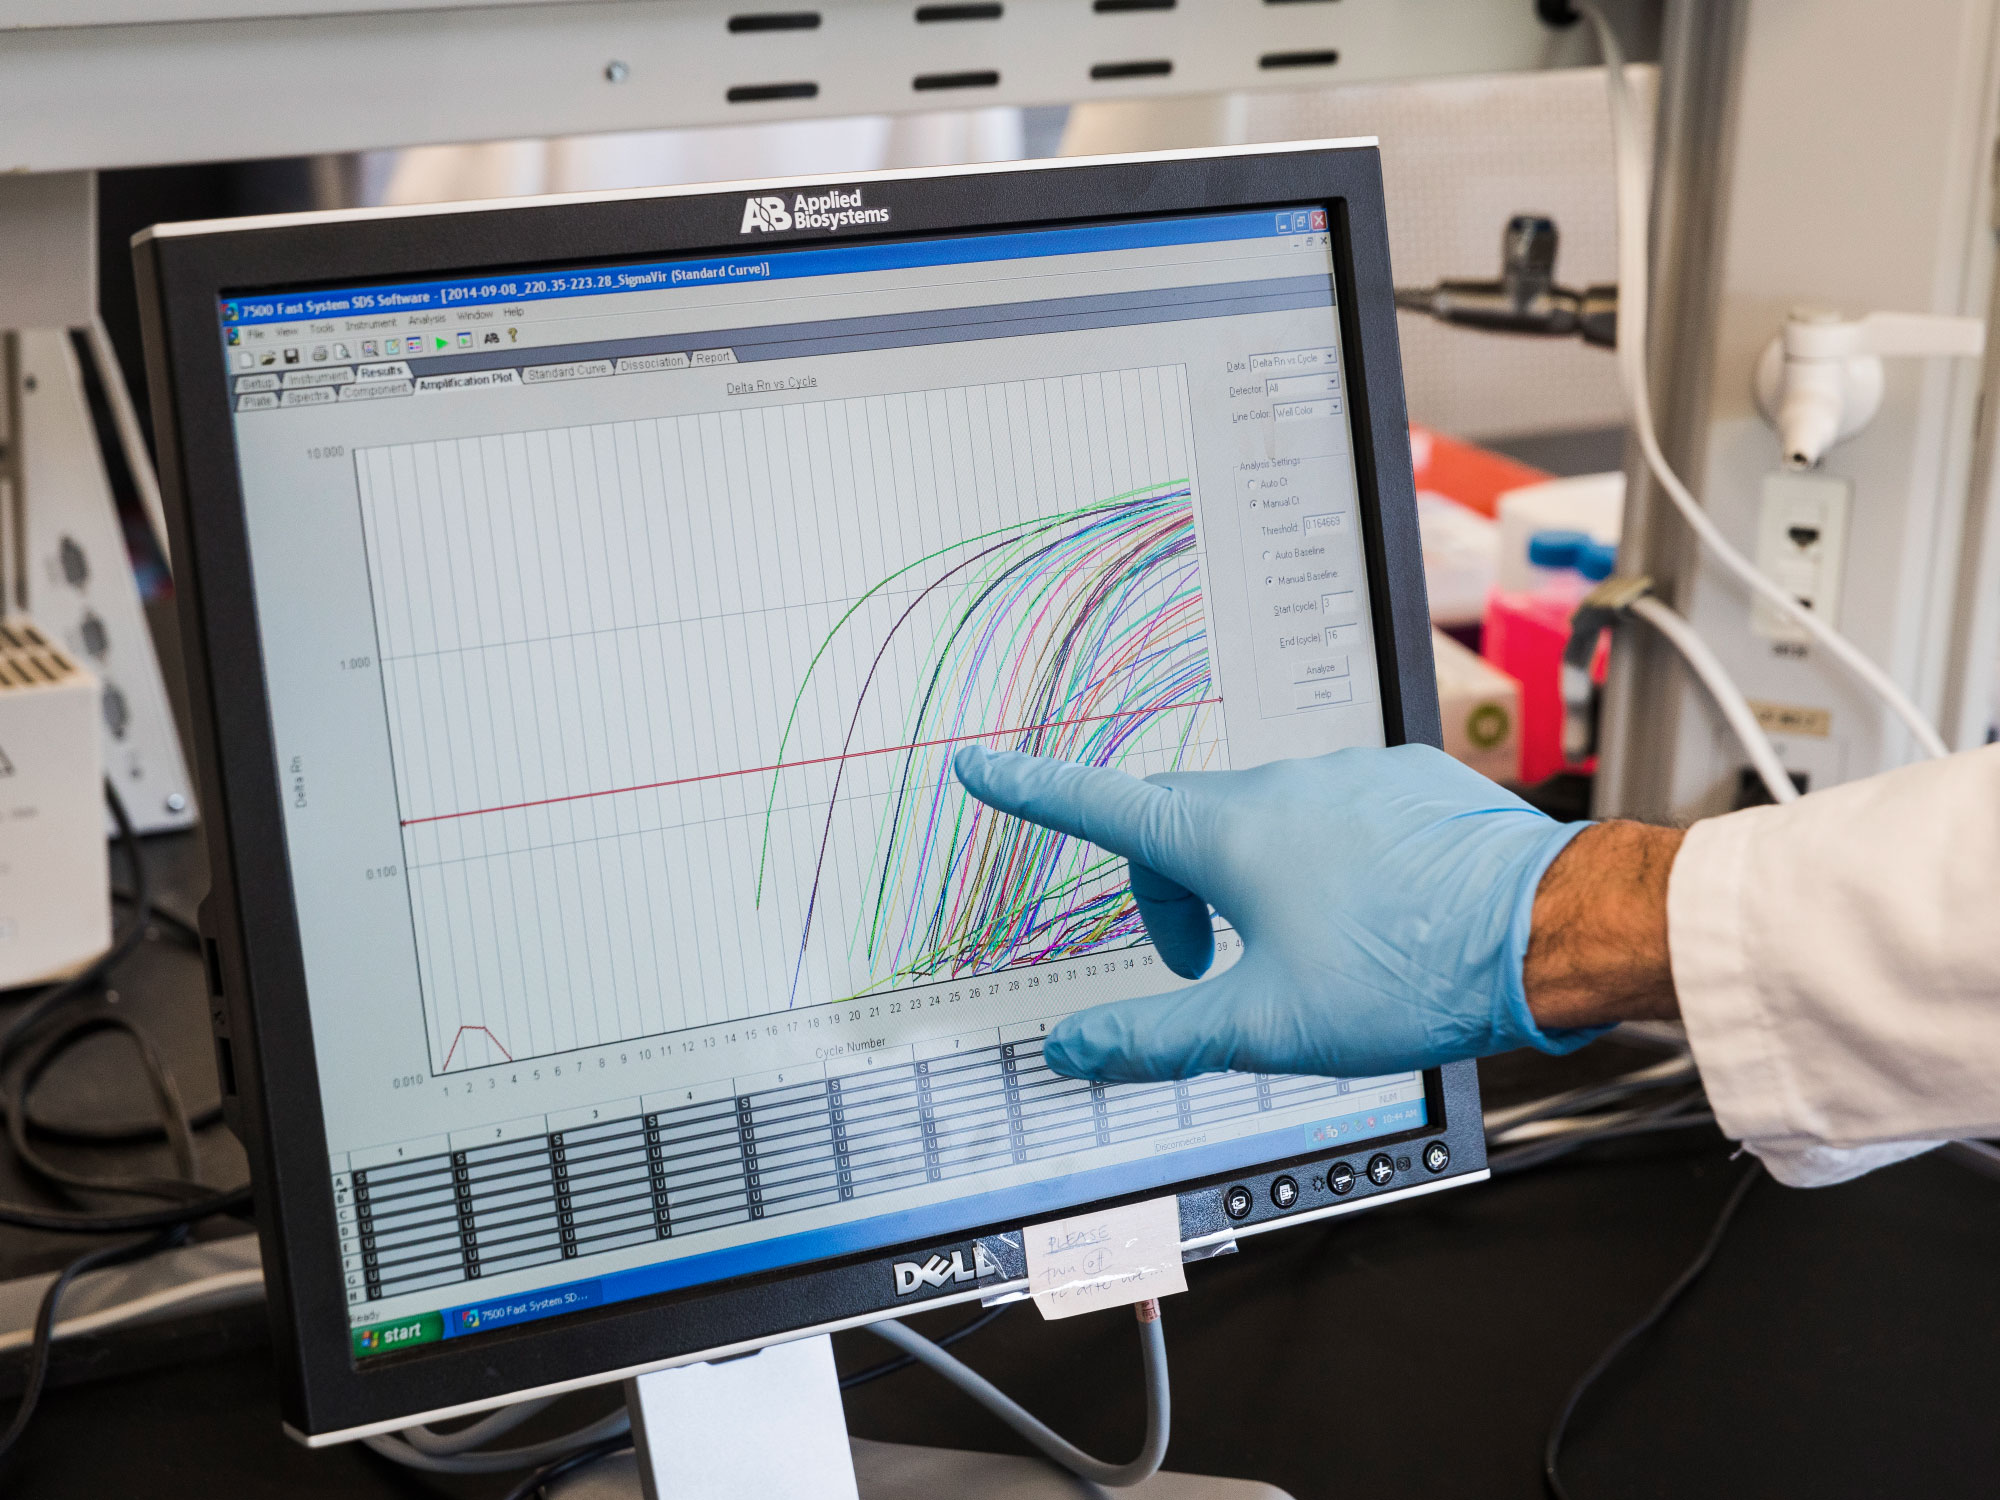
{"left": 217, "top": 207, "right": 1426, "bottom": 1357}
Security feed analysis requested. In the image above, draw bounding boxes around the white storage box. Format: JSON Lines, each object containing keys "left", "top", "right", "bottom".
{"left": 1432, "top": 627, "right": 1521, "bottom": 784}
{"left": 1496, "top": 471, "right": 1624, "bottom": 595}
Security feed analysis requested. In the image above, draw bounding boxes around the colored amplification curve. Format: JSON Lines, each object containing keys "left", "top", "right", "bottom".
{"left": 758, "top": 481, "right": 1225, "bottom": 1003}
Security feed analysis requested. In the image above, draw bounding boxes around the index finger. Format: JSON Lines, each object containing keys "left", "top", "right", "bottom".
{"left": 952, "top": 746, "right": 1201, "bottom": 891}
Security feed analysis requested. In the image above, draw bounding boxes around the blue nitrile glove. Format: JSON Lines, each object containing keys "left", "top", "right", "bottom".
{"left": 951, "top": 742, "right": 1605, "bottom": 1082}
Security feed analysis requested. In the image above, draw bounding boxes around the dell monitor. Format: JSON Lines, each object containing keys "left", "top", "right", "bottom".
{"left": 134, "top": 140, "right": 1486, "bottom": 1455}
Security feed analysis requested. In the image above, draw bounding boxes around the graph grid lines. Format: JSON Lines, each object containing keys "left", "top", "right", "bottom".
{"left": 352, "top": 367, "right": 1225, "bottom": 1073}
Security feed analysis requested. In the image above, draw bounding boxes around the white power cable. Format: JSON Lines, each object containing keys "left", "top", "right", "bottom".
{"left": 1632, "top": 597, "right": 1801, "bottom": 805}
{"left": 1579, "top": 3, "right": 1951, "bottom": 763}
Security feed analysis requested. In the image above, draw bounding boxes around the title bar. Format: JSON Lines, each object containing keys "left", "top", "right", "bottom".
{"left": 218, "top": 207, "right": 1331, "bottom": 328}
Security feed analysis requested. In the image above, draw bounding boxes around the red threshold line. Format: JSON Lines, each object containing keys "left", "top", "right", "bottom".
{"left": 400, "top": 697, "right": 1223, "bottom": 827}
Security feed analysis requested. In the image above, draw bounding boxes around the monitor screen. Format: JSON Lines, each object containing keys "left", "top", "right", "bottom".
{"left": 213, "top": 203, "right": 1426, "bottom": 1364}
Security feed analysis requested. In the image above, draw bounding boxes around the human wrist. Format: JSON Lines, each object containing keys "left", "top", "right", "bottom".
{"left": 1523, "top": 819, "right": 1684, "bottom": 1030}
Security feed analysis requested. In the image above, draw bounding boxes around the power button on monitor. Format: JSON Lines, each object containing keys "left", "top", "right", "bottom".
{"left": 1224, "top": 1185, "right": 1255, "bottom": 1220}
{"left": 1422, "top": 1140, "right": 1451, "bottom": 1174}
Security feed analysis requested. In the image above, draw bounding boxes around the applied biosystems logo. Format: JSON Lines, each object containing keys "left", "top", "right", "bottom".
{"left": 739, "top": 188, "right": 891, "bottom": 235}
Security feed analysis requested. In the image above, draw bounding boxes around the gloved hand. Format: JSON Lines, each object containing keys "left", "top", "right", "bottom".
{"left": 951, "top": 742, "right": 1604, "bottom": 1081}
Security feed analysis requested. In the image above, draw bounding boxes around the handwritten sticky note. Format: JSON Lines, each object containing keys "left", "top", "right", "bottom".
{"left": 1022, "top": 1196, "right": 1187, "bottom": 1320}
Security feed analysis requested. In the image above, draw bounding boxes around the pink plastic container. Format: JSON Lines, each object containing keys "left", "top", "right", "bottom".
{"left": 1481, "top": 588, "right": 1576, "bottom": 786}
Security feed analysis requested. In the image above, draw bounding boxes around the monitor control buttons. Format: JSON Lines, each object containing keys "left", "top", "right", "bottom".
{"left": 1366, "top": 1153, "right": 1396, "bottom": 1187}
{"left": 1422, "top": 1140, "right": 1451, "bottom": 1174}
{"left": 1326, "top": 1162, "right": 1356, "bottom": 1196}
{"left": 1270, "top": 1175, "right": 1299, "bottom": 1210}
{"left": 1224, "top": 1185, "right": 1255, "bottom": 1220}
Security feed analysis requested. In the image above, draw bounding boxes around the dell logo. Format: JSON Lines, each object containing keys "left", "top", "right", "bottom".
{"left": 892, "top": 1243, "right": 997, "bottom": 1295}
{"left": 894, "top": 1251, "right": 974, "bottom": 1295}
{"left": 740, "top": 196, "right": 792, "bottom": 234}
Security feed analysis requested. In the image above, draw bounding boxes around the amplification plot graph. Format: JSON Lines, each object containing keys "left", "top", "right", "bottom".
{"left": 355, "top": 367, "right": 1228, "bottom": 1073}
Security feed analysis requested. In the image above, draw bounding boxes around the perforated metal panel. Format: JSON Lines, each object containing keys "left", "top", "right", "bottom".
{"left": 0, "top": 0, "right": 1650, "bottom": 172}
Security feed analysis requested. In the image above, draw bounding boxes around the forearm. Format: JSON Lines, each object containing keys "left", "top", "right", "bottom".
{"left": 1524, "top": 819, "right": 1683, "bottom": 1030}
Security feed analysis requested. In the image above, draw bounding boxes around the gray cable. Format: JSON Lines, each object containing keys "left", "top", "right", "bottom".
{"left": 394, "top": 1395, "right": 559, "bottom": 1455}
{"left": 865, "top": 1305, "right": 1170, "bottom": 1488}
{"left": 1942, "top": 1139, "right": 2000, "bottom": 1182}
{"left": 1483, "top": 1057, "right": 1698, "bottom": 1140}
{"left": 361, "top": 1405, "right": 629, "bottom": 1474}
{"left": 1490, "top": 1105, "right": 1718, "bottom": 1177}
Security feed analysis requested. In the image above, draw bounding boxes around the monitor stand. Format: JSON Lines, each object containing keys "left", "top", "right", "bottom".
{"left": 549, "top": 1333, "right": 1294, "bottom": 1499}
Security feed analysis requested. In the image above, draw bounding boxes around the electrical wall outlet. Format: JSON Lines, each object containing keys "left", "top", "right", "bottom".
{"left": 1752, "top": 470, "right": 1851, "bottom": 644}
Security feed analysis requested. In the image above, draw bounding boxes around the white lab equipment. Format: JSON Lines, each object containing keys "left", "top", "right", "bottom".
{"left": 0, "top": 618, "right": 107, "bottom": 988}
{"left": 1415, "top": 492, "right": 1500, "bottom": 628}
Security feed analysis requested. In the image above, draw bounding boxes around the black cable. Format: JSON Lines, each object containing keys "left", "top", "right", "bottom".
{"left": 0, "top": 1227, "right": 188, "bottom": 1468}
{"left": 0, "top": 1186, "right": 251, "bottom": 1235}
{"left": 4, "top": 809, "right": 221, "bottom": 1147}
{"left": 0, "top": 780, "right": 249, "bottom": 1234}
{"left": 109, "top": 886, "right": 200, "bottom": 951}
{"left": 0, "top": 789, "right": 250, "bottom": 1469}
{"left": 494, "top": 1435, "right": 633, "bottom": 1500}
{"left": 1543, "top": 1163, "right": 1763, "bottom": 1499}
{"left": 6, "top": 1013, "right": 209, "bottom": 1203}
{"left": 839, "top": 1301, "right": 1013, "bottom": 1390}
{"left": 11, "top": 1101, "right": 228, "bottom": 1148}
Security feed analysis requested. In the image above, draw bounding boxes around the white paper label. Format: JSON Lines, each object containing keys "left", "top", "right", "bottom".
{"left": 1022, "top": 1196, "right": 1187, "bottom": 1320}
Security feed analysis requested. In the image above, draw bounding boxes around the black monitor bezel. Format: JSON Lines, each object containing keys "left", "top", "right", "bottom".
{"left": 134, "top": 144, "right": 1479, "bottom": 1441}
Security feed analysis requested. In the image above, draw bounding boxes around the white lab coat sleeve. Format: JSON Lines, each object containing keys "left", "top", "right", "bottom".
{"left": 1666, "top": 743, "right": 2000, "bottom": 1187}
